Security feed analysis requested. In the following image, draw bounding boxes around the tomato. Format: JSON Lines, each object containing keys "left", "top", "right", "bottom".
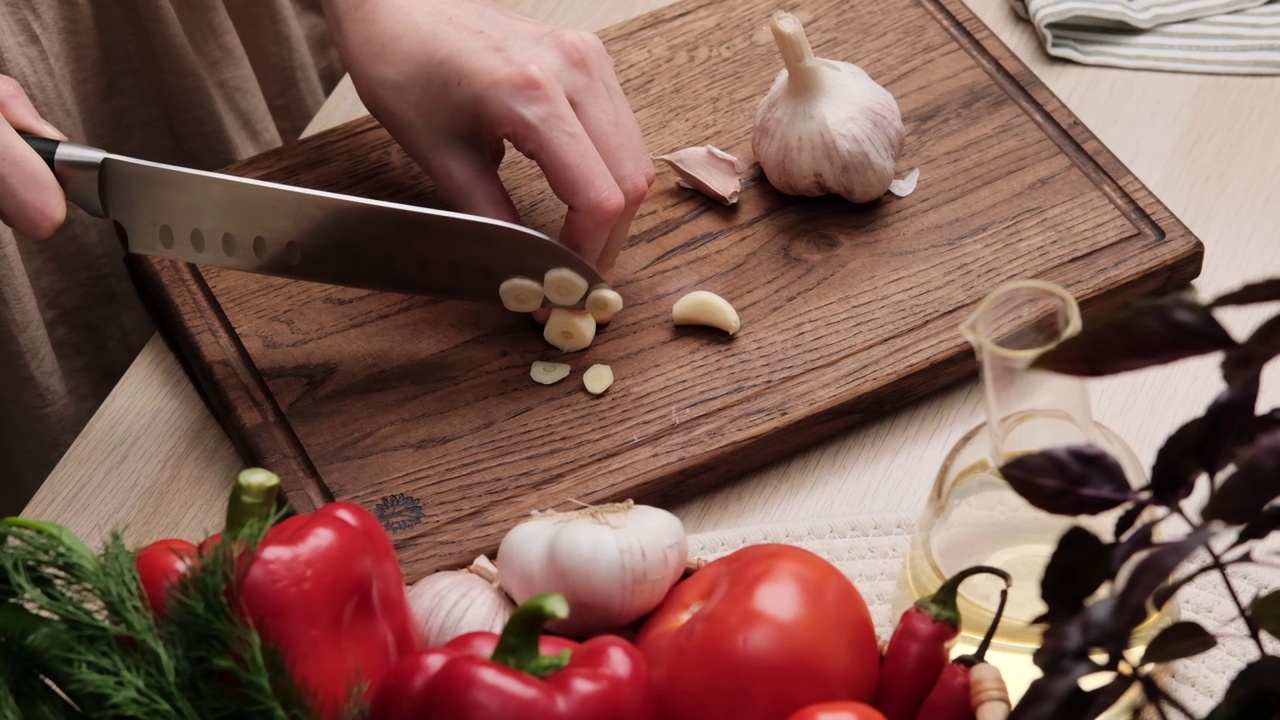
{"left": 787, "top": 702, "right": 888, "bottom": 720}
{"left": 135, "top": 538, "right": 199, "bottom": 619}
{"left": 636, "top": 544, "right": 880, "bottom": 720}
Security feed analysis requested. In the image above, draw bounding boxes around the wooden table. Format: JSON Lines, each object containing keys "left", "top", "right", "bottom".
{"left": 23, "top": 0, "right": 1280, "bottom": 550}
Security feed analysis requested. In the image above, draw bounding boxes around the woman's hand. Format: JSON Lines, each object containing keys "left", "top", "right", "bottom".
{"left": 323, "top": 0, "right": 654, "bottom": 276}
{"left": 0, "top": 75, "right": 67, "bottom": 239}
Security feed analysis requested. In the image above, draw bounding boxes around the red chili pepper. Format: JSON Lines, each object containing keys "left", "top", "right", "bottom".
{"left": 912, "top": 582, "right": 1010, "bottom": 720}
{"left": 874, "top": 566, "right": 1010, "bottom": 720}
{"left": 785, "top": 701, "right": 888, "bottom": 720}
{"left": 368, "top": 593, "right": 658, "bottom": 720}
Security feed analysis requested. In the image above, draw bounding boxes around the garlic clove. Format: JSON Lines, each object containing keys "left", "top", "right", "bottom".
{"left": 499, "top": 277, "right": 545, "bottom": 313}
{"left": 543, "top": 268, "right": 589, "bottom": 306}
{"left": 889, "top": 168, "right": 920, "bottom": 198}
{"left": 530, "top": 361, "right": 571, "bottom": 385}
{"left": 752, "top": 11, "right": 905, "bottom": 204}
{"left": 407, "top": 555, "right": 515, "bottom": 647}
{"left": 672, "top": 290, "right": 741, "bottom": 335}
{"left": 496, "top": 500, "right": 688, "bottom": 636}
{"left": 655, "top": 145, "right": 743, "bottom": 205}
{"left": 585, "top": 286, "right": 624, "bottom": 324}
{"left": 583, "top": 364, "right": 614, "bottom": 395}
{"left": 543, "top": 309, "right": 597, "bottom": 352}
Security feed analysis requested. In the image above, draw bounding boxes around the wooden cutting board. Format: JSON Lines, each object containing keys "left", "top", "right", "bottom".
{"left": 134, "top": 0, "right": 1201, "bottom": 580}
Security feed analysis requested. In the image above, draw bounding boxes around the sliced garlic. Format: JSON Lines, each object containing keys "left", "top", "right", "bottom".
{"left": 585, "top": 287, "right": 624, "bottom": 324}
{"left": 543, "top": 309, "right": 597, "bottom": 352}
{"left": 499, "top": 277, "right": 545, "bottom": 313}
{"left": 530, "top": 361, "right": 571, "bottom": 385}
{"left": 889, "top": 168, "right": 920, "bottom": 198}
{"left": 583, "top": 364, "right": 614, "bottom": 395}
{"left": 655, "top": 145, "right": 744, "bottom": 205}
{"left": 672, "top": 290, "right": 740, "bottom": 335}
{"left": 544, "top": 268, "right": 589, "bottom": 306}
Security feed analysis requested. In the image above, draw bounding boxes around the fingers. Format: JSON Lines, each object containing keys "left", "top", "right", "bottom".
{"left": 0, "top": 76, "right": 67, "bottom": 239}
{"left": 403, "top": 136, "right": 521, "bottom": 226}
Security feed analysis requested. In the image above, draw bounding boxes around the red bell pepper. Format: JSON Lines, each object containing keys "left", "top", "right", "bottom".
{"left": 369, "top": 593, "right": 658, "bottom": 720}
{"left": 874, "top": 566, "right": 1009, "bottom": 720}
{"left": 134, "top": 469, "right": 420, "bottom": 719}
{"left": 135, "top": 539, "right": 199, "bottom": 620}
{"left": 786, "top": 701, "right": 888, "bottom": 720}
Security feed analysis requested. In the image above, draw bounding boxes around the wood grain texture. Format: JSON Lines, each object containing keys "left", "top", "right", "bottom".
{"left": 139, "top": 0, "right": 1201, "bottom": 578}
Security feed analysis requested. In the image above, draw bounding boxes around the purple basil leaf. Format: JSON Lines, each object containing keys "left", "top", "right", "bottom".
{"left": 1249, "top": 590, "right": 1280, "bottom": 641}
{"left": 1140, "top": 621, "right": 1217, "bottom": 664}
{"left": 1112, "top": 520, "right": 1158, "bottom": 573}
{"left": 1114, "top": 501, "right": 1147, "bottom": 538}
{"left": 1222, "top": 314, "right": 1280, "bottom": 388}
{"left": 1033, "top": 297, "right": 1236, "bottom": 377}
{"left": 1001, "top": 446, "right": 1135, "bottom": 516}
{"left": 1238, "top": 507, "right": 1280, "bottom": 544}
{"left": 1112, "top": 526, "right": 1214, "bottom": 637}
{"left": 1211, "top": 278, "right": 1280, "bottom": 308}
{"left": 1196, "top": 378, "right": 1261, "bottom": 475}
{"left": 1151, "top": 418, "right": 1206, "bottom": 506}
{"left": 1009, "top": 659, "right": 1101, "bottom": 720}
{"left": 1203, "top": 429, "right": 1280, "bottom": 524}
{"left": 1039, "top": 527, "right": 1111, "bottom": 623}
{"left": 1206, "top": 656, "right": 1280, "bottom": 719}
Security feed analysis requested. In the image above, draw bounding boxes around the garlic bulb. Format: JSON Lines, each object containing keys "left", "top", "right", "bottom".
{"left": 497, "top": 500, "right": 688, "bottom": 636}
{"left": 753, "top": 11, "right": 905, "bottom": 203}
{"left": 407, "top": 555, "right": 515, "bottom": 647}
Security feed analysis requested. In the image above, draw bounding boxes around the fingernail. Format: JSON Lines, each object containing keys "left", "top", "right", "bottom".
{"left": 39, "top": 120, "right": 68, "bottom": 141}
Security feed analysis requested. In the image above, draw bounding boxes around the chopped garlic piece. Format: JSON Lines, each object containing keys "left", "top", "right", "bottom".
{"left": 544, "top": 268, "right": 589, "bottom": 306}
{"left": 583, "top": 364, "right": 614, "bottom": 395}
{"left": 585, "top": 287, "right": 624, "bottom": 324}
{"left": 499, "top": 277, "right": 545, "bottom": 313}
{"left": 672, "top": 291, "right": 740, "bottom": 335}
{"left": 543, "top": 309, "right": 597, "bottom": 352}
{"left": 530, "top": 361, "right": 571, "bottom": 385}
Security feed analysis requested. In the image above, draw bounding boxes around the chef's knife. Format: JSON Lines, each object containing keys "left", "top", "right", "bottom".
{"left": 20, "top": 134, "right": 606, "bottom": 307}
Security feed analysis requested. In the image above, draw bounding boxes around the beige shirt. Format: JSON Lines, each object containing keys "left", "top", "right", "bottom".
{"left": 0, "top": 1, "right": 343, "bottom": 513}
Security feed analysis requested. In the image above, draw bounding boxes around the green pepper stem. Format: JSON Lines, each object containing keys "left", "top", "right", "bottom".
{"left": 917, "top": 565, "right": 1012, "bottom": 628}
{"left": 966, "top": 586, "right": 1008, "bottom": 665}
{"left": 224, "top": 468, "right": 281, "bottom": 537}
{"left": 490, "top": 593, "right": 572, "bottom": 677}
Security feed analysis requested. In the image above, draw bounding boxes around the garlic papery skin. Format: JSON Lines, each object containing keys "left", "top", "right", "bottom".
{"left": 753, "top": 11, "right": 905, "bottom": 204}
{"left": 655, "top": 145, "right": 744, "bottom": 205}
{"left": 497, "top": 500, "right": 688, "bottom": 636}
{"left": 407, "top": 555, "right": 515, "bottom": 647}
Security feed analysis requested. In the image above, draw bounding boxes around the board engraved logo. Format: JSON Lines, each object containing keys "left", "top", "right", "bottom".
{"left": 374, "top": 493, "right": 425, "bottom": 532}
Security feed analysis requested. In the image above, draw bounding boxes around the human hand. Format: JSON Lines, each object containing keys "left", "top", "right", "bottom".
{"left": 0, "top": 75, "right": 67, "bottom": 239}
{"left": 323, "top": 0, "right": 654, "bottom": 276}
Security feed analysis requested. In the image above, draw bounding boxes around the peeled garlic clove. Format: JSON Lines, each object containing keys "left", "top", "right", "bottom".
{"left": 583, "top": 364, "right": 614, "bottom": 395}
{"left": 543, "top": 268, "right": 589, "bottom": 306}
{"left": 585, "top": 287, "right": 624, "bottom": 324}
{"left": 407, "top": 555, "right": 515, "bottom": 647}
{"left": 655, "top": 145, "right": 744, "bottom": 205}
{"left": 497, "top": 500, "right": 688, "bottom": 636}
{"left": 499, "top": 277, "right": 545, "bottom": 313}
{"left": 530, "top": 361, "right": 571, "bottom": 385}
{"left": 543, "top": 309, "right": 597, "bottom": 352}
{"left": 672, "top": 290, "right": 740, "bottom": 335}
{"left": 889, "top": 167, "right": 920, "bottom": 198}
{"left": 753, "top": 11, "right": 905, "bottom": 203}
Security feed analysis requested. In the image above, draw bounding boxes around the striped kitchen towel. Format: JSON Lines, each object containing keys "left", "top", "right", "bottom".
{"left": 1010, "top": 0, "right": 1280, "bottom": 74}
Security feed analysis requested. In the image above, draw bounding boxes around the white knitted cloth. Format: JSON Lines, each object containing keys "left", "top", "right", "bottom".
{"left": 688, "top": 514, "right": 1279, "bottom": 718}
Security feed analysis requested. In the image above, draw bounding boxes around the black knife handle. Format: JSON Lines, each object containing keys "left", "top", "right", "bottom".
{"left": 19, "top": 133, "right": 60, "bottom": 172}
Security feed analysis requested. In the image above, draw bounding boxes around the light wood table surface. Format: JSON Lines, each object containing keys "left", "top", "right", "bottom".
{"left": 24, "top": 0, "right": 1280, "bottom": 550}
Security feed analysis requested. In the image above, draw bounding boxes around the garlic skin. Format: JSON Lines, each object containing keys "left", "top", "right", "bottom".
{"left": 497, "top": 501, "right": 688, "bottom": 636}
{"left": 753, "top": 11, "right": 904, "bottom": 203}
{"left": 655, "top": 145, "right": 744, "bottom": 205}
{"left": 407, "top": 555, "right": 515, "bottom": 647}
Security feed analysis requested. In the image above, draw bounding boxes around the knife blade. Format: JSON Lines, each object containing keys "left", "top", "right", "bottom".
{"left": 21, "top": 134, "right": 606, "bottom": 307}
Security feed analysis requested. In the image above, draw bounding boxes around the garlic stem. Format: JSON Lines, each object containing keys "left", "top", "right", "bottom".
{"left": 770, "top": 12, "right": 819, "bottom": 90}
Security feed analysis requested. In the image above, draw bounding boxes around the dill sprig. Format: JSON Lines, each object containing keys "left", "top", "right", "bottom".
{"left": 0, "top": 514, "right": 326, "bottom": 720}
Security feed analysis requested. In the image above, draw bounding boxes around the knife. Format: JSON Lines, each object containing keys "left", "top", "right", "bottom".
{"left": 20, "top": 134, "right": 606, "bottom": 308}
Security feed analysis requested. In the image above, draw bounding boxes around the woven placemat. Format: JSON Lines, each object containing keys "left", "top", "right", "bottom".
{"left": 688, "top": 514, "right": 1279, "bottom": 717}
